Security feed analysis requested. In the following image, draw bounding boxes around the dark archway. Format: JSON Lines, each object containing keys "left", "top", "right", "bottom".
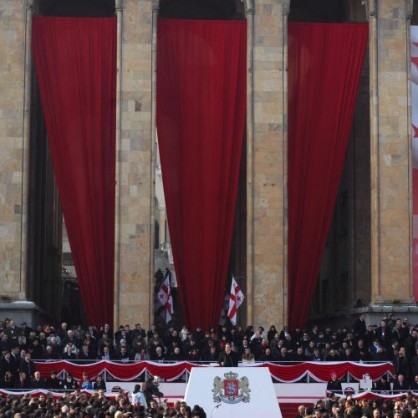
{"left": 159, "top": 0, "right": 244, "bottom": 20}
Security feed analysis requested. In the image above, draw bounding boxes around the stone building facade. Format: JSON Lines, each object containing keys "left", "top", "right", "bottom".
{"left": 0, "top": 0, "right": 417, "bottom": 329}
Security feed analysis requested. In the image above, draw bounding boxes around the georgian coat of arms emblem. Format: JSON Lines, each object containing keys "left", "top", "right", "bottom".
{"left": 212, "top": 371, "right": 251, "bottom": 404}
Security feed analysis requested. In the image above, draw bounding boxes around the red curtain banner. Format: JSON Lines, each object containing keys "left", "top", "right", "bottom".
{"left": 34, "top": 360, "right": 394, "bottom": 382}
{"left": 411, "top": 27, "right": 418, "bottom": 300}
{"left": 32, "top": 17, "right": 117, "bottom": 327}
{"left": 287, "top": 23, "right": 368, "bottom": 329}
{"left": 156, "top": 19, "right": 247, "bottom": 330}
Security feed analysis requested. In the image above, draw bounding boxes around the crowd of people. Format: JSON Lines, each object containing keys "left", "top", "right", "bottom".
{"left": 1, "top": 314, "right": 418, "bottom": 416}
{"left": 0, "top": 391, "right": 206, "bottom": 417}
{"left": 1, "top": 314, "right": 418, "bottom": 377}
{"left": 296, "top": 393, "right": 418, "bottom": 418}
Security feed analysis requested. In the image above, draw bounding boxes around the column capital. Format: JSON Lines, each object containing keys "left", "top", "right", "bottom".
{"left": 361, "top": 0, "right": 376, "bottom": 20}
{"left": 25, "top": 0, "right": 33, "bottom": 11}
{"left": 152, "top": 0, "right": 160, "bottom": 12}
{"left": 282, "top": 0, "right": 291, "bottom": 17}
{"left": 405, "top": 0, "right": 414, "bottom": 20}
{"left": 244, "top": 0, "right": 253, "bottom": 16}
{"left": 115, "top": 0, "right": 125, "bottom": 12}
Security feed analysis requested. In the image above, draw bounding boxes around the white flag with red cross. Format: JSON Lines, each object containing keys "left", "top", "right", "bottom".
{"left": 227, "top": 277, "right": 245, "bottom": 325}
{"left": 158, "top": 276, "right": 174, "bottom": 323}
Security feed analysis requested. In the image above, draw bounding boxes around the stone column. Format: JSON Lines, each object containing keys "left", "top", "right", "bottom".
{"left": 247, "top": 0, "right": 288, "bottom": 329}
{"left": 368, "top": 0, "right": 414, "bottom": 306}
{"left": 0, "top": 0, "right": 32, "bottom": 302}
{"left": 114, "top": 0, "right": 156, "bottom": 327}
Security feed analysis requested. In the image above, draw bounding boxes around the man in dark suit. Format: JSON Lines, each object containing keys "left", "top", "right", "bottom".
{"left": 30, "top": 371, "right": 45, "bottom": 389}
{"left": 16, "top": 371, "right": 30, "bottom": 389}
{"left": 410, "top": 374, "right": 418, "bottom": 391}
{"left": 1, "top": 351, "right": 18, "bottom": 377}
{"left": 352, "top": 313, "right": 367, "bottom": 338}
{"left": 374, "top": 375, "right": 391, "bottom": 393}
{"left": 326, "top": 372, "right": 342, "bottom": 395}
{"left": 218, "top": 343, "right": 239, "bottom": 367}
{"left": 19, "top": 353, "right": 35, "bottom": 378}
{"left": 392, "top": 374, "right": 408, "bottom": 393}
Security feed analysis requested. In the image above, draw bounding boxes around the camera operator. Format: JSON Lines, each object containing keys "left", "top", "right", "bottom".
{"left": 142, "top": 376, "right": 164, "bottom": 406}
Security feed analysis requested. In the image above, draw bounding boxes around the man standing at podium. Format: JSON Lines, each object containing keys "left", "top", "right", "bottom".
{"left": 218, "top": 343, "right": 239, "bottom": 367}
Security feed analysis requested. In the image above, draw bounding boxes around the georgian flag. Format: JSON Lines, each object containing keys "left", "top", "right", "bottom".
{"left": 227, "top": 277, "right": 245, "bottom": 325}
{"left": 158, "top": 277, "right": 173, "bottom": 323}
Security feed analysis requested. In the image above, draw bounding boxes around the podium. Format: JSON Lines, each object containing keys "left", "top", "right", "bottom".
{"left": 184, "top": 367, "right": 282, "bottom": 417}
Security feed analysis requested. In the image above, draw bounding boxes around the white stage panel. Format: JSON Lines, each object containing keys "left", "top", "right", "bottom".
{"left": 184, "top": 367, "right": 282, "bottom": 418}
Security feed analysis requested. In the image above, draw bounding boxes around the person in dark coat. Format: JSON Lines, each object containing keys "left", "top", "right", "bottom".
{"left": 93, "top": 375, "right": 106, "bottom": 391}
{"left": 30, "top": 371, "right": 46, "bottom": 389}
{"left": 326, "top": 372, "right": 343, "bottom": 395}
{"left": 374, "top": 375, "right": 391, "bottom": 393}
{"left": 45, "top": 370, "right": 61, "bottom": 390}
{"left": 15, "top": 371, "right": 31, "bottom": 389}
{"left": 142, "top": 376, "right": 164, "bottom": 407}
{"left": 59, "top": 373, "right": 78, "bottom": 391}
{"left": 392, "top": 374, "right": 408, "bottom": 393}
{"left": 19, "top": 353, "right": 36, "bottom": 378}
{"left": 352, "top": 314, "right": 367, "bottom": 338}
{"left": 0, "top": 370, "right": 15, "bottom": 389}
{"left": 218, "top": 343, "right": 239, "bottom": 367}
{"left": 410, "top": 374, "right": 418, "bottom": 391}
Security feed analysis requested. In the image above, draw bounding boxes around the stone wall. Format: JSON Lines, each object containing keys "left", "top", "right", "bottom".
{"left": 0, "top": 1, "right": 30, "bottom": 300}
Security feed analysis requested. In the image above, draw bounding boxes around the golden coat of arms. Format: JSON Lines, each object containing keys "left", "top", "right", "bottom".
{"left": 212, "top": 371, "right": 251, "bottom": 404}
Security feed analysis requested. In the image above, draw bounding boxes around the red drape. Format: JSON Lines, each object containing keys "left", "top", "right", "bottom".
{"left": 156, "top": 19, "right": 247, "bottom": 330}
{"left": 34, "top": 360, "right": 394, "bottom": 382}
{"left": 287, "top": 23, "right": 368, "bottom": 329}
{"left": 32, "top": 17, "right": 117, "bottom": 327}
